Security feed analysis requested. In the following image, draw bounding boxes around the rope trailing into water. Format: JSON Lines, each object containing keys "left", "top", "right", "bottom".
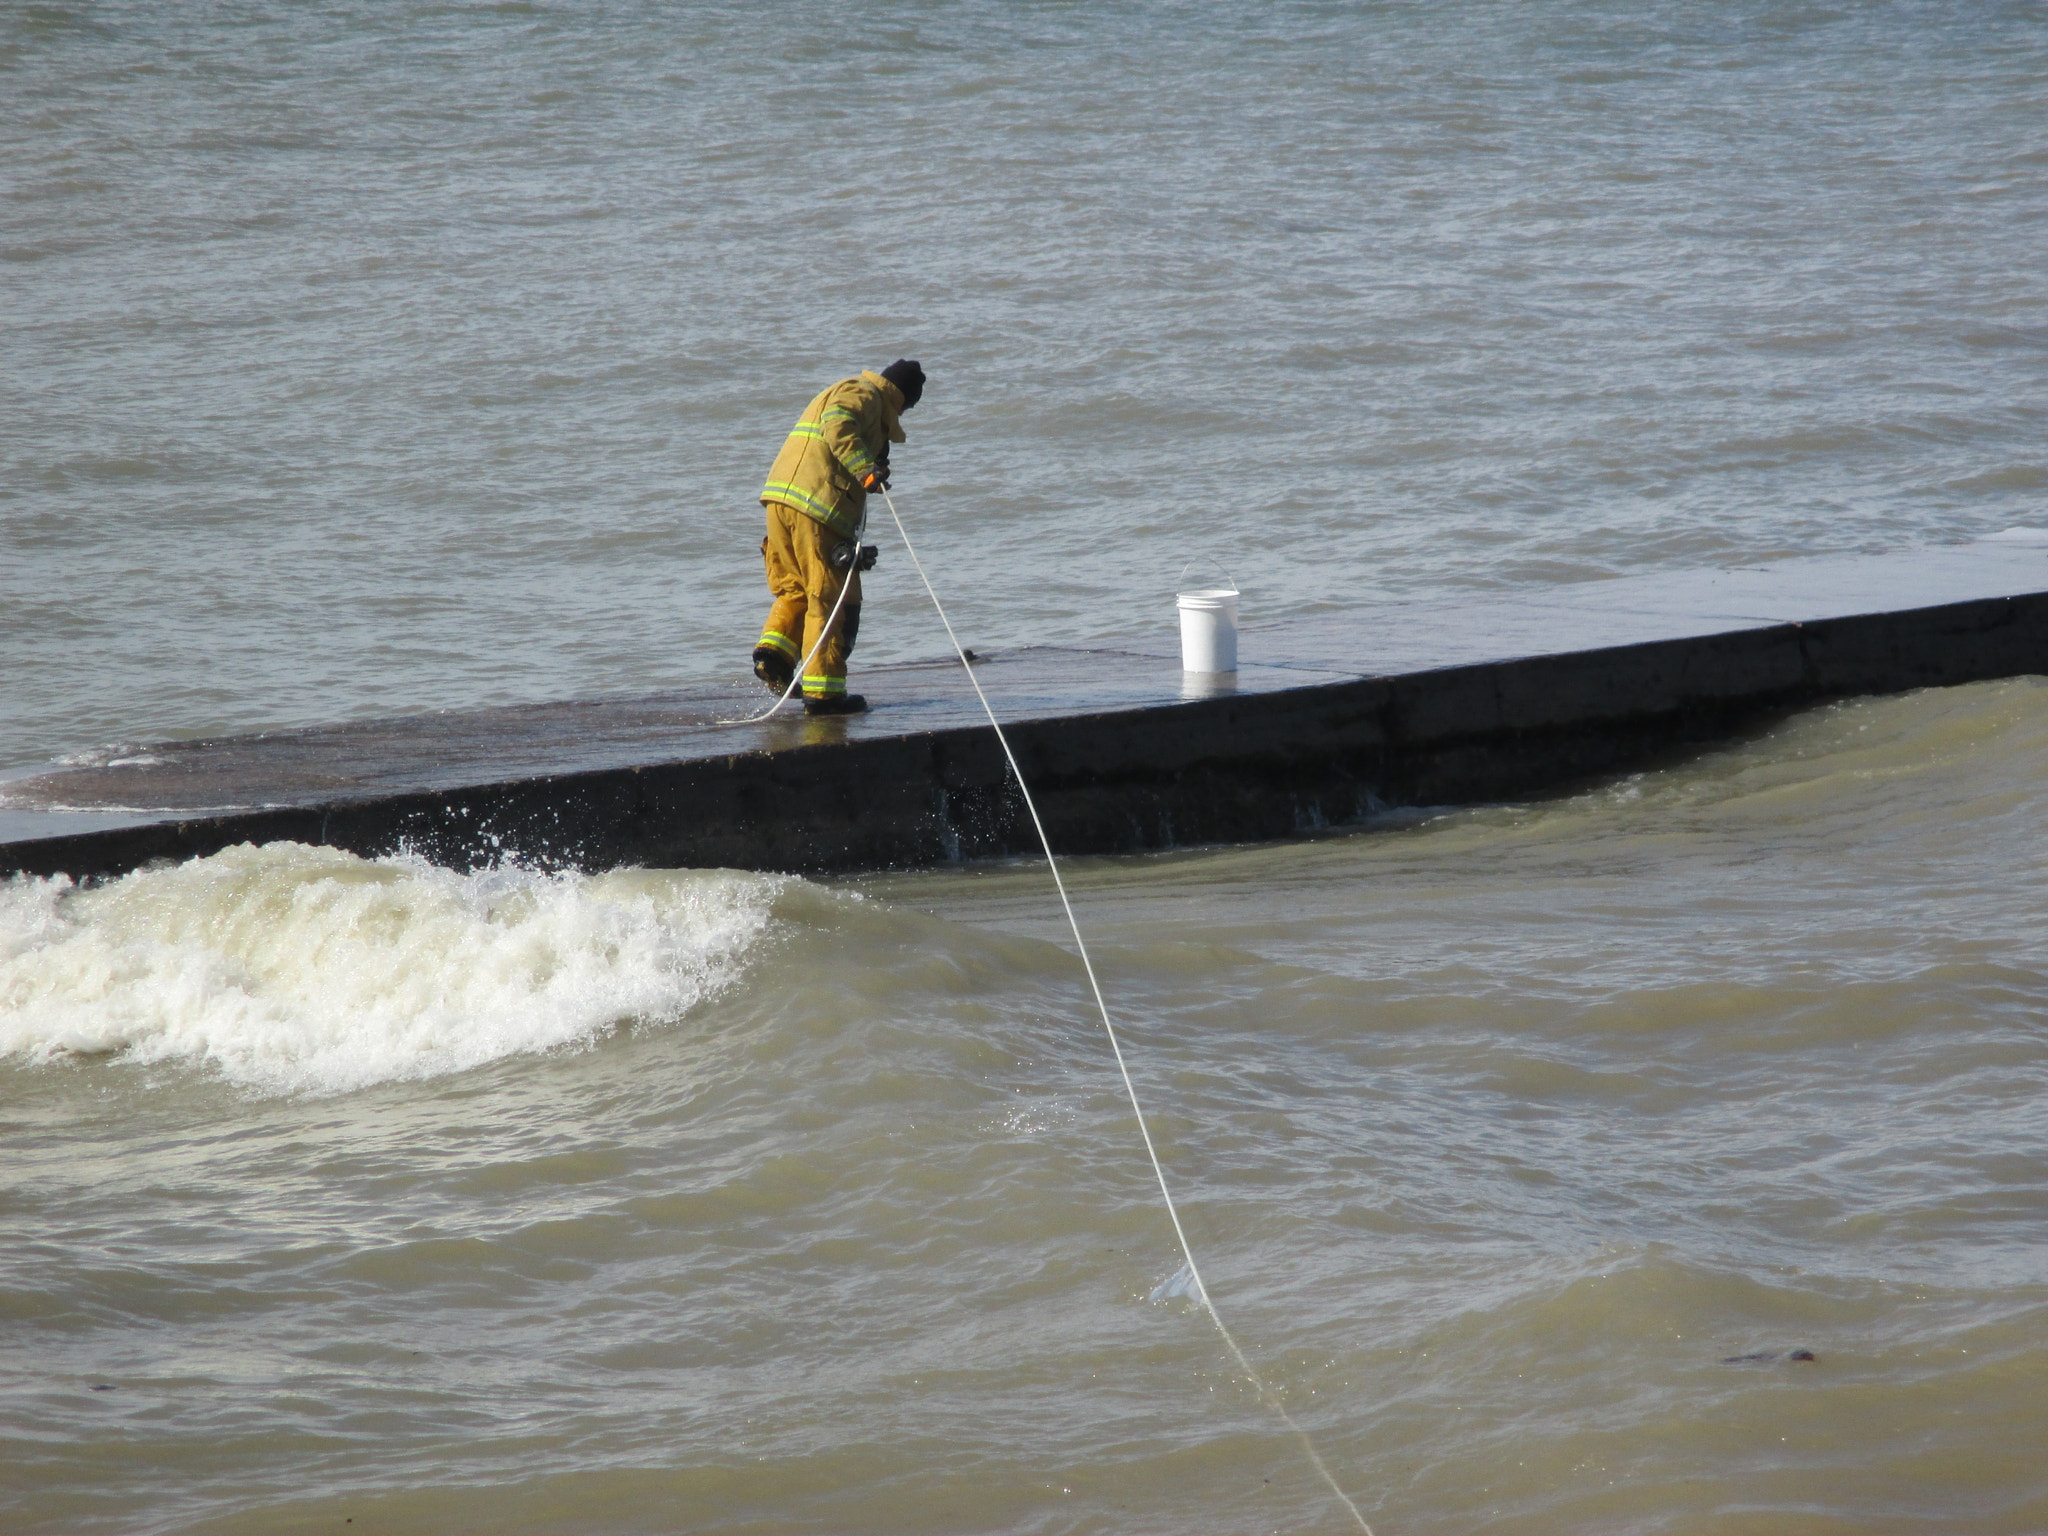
{"left": 877, "top": 486, "right": 1375, "bottom": 1536}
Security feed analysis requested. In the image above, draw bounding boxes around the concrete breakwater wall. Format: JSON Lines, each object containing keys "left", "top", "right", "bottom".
{"left": 5, "top": 544, "right": 2048, "bottom": 884}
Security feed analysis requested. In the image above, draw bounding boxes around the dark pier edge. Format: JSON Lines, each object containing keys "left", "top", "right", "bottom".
{"left": 6, "top": 590, "right": 2046, "bottom": 885}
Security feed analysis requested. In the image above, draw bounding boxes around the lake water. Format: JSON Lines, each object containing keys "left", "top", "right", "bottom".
{"left": 4, "top": 2, "right": 2047, "bottom": 1532}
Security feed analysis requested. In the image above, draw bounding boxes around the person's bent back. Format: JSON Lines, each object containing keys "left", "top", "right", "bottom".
{"left": 752, "top": 359, "right": 926, "bottom": 716}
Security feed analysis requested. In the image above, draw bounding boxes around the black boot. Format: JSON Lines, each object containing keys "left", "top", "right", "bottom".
{"left": 752, "top": 647, "right": 794, "bottom": 694}
{"left": 803, "top": 693, "right": 868, "bottom": 716}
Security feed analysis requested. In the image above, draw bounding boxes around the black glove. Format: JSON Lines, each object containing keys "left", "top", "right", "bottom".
{"left": 828, "top": 542, "right": 880, "bottom": 574}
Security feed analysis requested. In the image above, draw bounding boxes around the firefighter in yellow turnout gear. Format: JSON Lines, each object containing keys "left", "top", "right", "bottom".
{"left": 753, "top": 359, "right": 924, "bottom": 715}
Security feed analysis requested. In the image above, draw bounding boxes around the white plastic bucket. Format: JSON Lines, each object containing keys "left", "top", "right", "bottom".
{"left": 1177, "top": 587, "right": 1239, "bottom": 673}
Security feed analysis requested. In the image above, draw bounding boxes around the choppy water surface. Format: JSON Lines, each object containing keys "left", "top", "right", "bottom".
{"left": 4, "top": 682, "right": 2046, "bottom": 1534}
{"left": 6, "top": 3, "right": 2048, "bottom": 1533}
{"left": 4, "top": 0, "right": 2047, "bottom": 768}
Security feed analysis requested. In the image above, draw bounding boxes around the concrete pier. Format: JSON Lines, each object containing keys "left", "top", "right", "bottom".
{"left": 6, "top": 537, "right": 2048, "bottom": 883}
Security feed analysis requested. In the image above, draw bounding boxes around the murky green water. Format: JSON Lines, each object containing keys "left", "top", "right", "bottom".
{"left": 6, "top": 681, "right": 2047, "bottom": 1533}
{"left": 4, "top": 0, "right": 2046, "bottom": 771}
{"left": 6, "top": 2, "right": 2048, "bottom": 1530}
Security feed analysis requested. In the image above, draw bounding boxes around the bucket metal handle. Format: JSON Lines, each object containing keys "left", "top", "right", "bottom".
{"left": 1176, "top": 557, "right": 1239, "bottom": 596}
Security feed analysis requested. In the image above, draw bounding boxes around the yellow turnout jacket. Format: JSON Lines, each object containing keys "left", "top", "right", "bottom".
{"left": 760, "top": 371, "right": 907, "bottom": 538}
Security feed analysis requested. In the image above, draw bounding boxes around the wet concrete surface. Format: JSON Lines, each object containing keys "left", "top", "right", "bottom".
{"left": 5, "top": 536, "right": 2048, "bottom": 879}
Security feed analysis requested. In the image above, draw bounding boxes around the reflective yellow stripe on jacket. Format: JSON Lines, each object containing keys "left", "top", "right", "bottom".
{"left": 760, "top": 371, "right": 906, "bottom": 538}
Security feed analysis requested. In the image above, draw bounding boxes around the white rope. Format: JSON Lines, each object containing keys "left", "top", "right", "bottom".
{"left": 877, "top": 486, "right": 1375, "bottom": 1536}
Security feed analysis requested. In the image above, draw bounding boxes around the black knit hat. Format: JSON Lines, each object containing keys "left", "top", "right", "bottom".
{"left": 881, "top": 358, "right": 925, "bottom": 409}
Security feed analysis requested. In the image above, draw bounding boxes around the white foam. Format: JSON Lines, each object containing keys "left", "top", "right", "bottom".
{"left": 0, "top": 842, "right": 782, "bottom": 1095}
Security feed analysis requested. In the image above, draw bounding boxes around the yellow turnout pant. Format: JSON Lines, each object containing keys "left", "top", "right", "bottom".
{"left": 757, "top": 501, "right": 861, "bottom": 699}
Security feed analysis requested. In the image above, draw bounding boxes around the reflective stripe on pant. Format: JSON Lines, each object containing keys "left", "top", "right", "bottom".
{"left": 758, "top": 501, "right": 861, "bottom": 698}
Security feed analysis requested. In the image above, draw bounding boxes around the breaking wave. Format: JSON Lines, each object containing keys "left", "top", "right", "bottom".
{"left": 0, "top": 842, "right": 781, "bottom": 1095}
